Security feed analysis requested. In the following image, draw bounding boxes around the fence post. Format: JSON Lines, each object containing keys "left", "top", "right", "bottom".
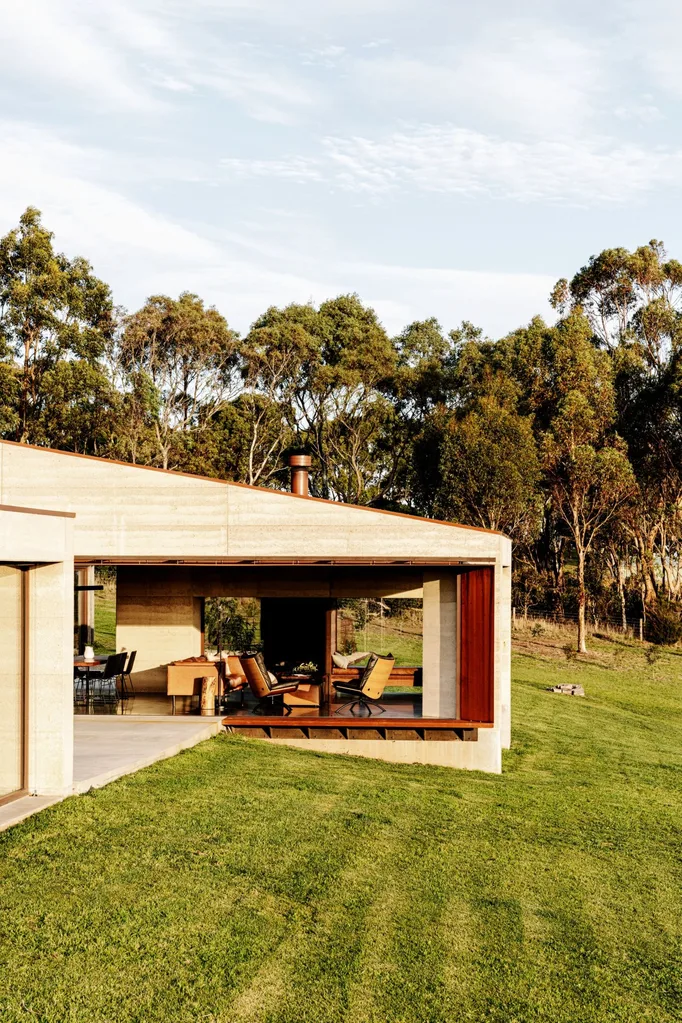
{"left": 512, "top": 607, "right": 516, "bottom": 626}
{"left": 639, "top": 618, "right": 644, "bottom": 642}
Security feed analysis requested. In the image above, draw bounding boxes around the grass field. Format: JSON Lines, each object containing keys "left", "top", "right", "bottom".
{"left": 93, "top": 586, "right": 116, "bottom": 655}
{"left": 343, "top": 616, "right": 423, "bottom": 666}
{"left": 3, "top": 631, "right": 681, "bottom": 1021}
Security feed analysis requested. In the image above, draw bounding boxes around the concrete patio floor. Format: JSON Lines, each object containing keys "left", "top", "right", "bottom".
{"left": 0, "top": 715, "right": 223, "bottom": 833}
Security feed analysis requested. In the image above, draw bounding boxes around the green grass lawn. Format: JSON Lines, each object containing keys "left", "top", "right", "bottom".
{"left": 1, "top": 635, "right": 682, "bottom": 1022}
{"left": 93, "top": 587, "right": 116, "bottom": 655}
{"left": 359, "top": 621, "right": 422, "bottom": 665}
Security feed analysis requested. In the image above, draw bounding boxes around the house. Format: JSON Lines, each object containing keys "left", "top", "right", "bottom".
{"left": 0, "top": 440, "right": 511, "bottom": 808}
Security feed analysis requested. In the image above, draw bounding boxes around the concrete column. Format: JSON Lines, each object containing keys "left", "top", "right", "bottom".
{"left": 498, "top": 542, "right": 512, "bottom": 749}
{"left": 116, "top": 568, "right": 203, "bottom": 692}
{"left": 28, "top": 559, "right": 74, "bottom": 795}
{"left": 76, "top": 565, "right": 95, "bottom": 654}
{"left": 422, "top": 571, "right": 457, "bottom": 718}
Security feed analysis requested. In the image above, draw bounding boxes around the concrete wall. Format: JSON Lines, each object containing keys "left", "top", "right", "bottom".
{"left": 498, "top": 554, "right": 513, "bottom": 749}
{"left": 0, "top": 440, "right": 506, "bottom": 563}
{"left": 266, "top": 729, "right": 502, "bottom": 773}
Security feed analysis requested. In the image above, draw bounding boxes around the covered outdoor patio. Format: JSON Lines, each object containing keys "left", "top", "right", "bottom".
{"left": 72, "top": 556, "right": 500, "bottom": 765}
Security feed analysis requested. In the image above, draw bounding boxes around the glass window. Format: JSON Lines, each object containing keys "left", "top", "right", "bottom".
{"left": 0, "top": 566, "right": 25, "bottom": 797}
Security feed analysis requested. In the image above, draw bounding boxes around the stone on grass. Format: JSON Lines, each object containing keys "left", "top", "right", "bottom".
{"left": 548, "top": 683, "right": 585, "bottom": 697}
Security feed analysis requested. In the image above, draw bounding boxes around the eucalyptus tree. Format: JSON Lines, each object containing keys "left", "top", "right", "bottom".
{"left": 0, "top": 206, "right": 115, "bottom": 446}
{"left": 242, "top": 295, "right": 399, "bottom": 504}
{"left": 553, "top": 242, "right": 682, "bottom": 611}
{"left": 305, "top": 294, "right": 398, "bottom": 504}
{"left": 433, "top": 398, "right": 541, "bottom": 536}
{"left": 542, "top": 314, "right": 637, "bottom": 651}
{"left": 118, "top": 292, "right": 241, "bottom": 469}
{"left": 239, "top": 303, "right": 319, "bottom": 486}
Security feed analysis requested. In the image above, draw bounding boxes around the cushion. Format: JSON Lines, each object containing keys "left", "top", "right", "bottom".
{"left": 253, "top": 650, "right": 268, "bottom": 679}
{"left": 333, "top": 650, "right": 371, "bottom": 669}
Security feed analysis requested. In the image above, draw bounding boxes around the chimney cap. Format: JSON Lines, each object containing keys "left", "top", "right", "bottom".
{"left": 288, "top": 453, "right": 311, "bottom": 468}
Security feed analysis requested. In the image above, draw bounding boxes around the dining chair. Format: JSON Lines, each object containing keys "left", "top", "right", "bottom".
{"left": 90, "top": 652, "right": 127, "bottom": 708}
{"left": 120, "top": 650, "right": 137, "bottom": 697}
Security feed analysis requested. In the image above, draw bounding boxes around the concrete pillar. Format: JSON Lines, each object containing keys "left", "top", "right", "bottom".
{"left": 422, "top": 571, "right": 457, "bottom": 718}
{"left": 116, "top": 568, "right": 203, "bottom": 692}
{"left": 76, "top": 565, "right": 95, "bottom": 654}
{"left": 28, "top": 560, "right": 74, "bottom": 795}
{"left": 498, "top": 544, "right": 512, "bottom": 749}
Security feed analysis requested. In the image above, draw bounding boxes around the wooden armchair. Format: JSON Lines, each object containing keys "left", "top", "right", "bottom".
{"left": 240, "top": 653, "right": 299, "bottom": 713}
{"left": 333, "top": 652, "right": 395, "bottom": 716}
{"left": 219, "top": 654, "right": 248, "bottom": 707}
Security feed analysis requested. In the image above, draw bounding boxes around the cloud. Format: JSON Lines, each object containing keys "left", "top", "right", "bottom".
{"left": 222, "top": 124, "right": 682, "bottom": 205}
{"left": 0, "top": 123, "right": 220, "bottom": 268}
{"left": 352, "top": 27, "right": 601, "bottom": 137}
{"left": 620, "top": 0, "right": 682, "bottom": 101}
{"left": 0, "top": 0, "right": 162, "bottom": 111}
{"left": 613, "top": 100, "right": 664, "bottom": 124}
{"left": 0, "top": 120, "right": 555, "bottom": 338}
{"left": 0, "top": 0, "right": 321, "bottom": 123}
{"left": 169, "top": 0, "right": 409, "bottom": 24}
{"left": 190, "top": 60, "right": 317, "bottom": 125}
{"left": 0, "top": 121, "right": 337, "bottom": 330}
{"left": 343, "top": 262, "right": 556, "bottom": 336}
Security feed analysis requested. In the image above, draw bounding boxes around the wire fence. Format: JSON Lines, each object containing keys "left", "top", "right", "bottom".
{"left": 513, "top": 606, "right": 645, "bottom": 641}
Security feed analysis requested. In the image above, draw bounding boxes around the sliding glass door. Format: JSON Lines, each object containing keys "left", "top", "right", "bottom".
{"left": 0, "top": 566, "right": 26, "bottom": 800}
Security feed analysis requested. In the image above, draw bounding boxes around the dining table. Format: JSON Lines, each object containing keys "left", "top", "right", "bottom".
{"left": 73, "top": 655, "right": 107, "bottom": 710}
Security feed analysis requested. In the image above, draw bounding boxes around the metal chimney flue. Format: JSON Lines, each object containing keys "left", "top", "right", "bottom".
{"left": 289, "top": 454, "right": 311, "bottom": 496}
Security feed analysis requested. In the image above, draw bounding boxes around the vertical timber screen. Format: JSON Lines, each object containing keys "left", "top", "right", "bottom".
{"left": 459, "top": 567, "right": 494, "bottom": 723}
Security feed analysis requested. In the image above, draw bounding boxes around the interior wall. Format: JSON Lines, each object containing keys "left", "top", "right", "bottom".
{"left": 116, "top": 578, "right": 203, "bottom": 692}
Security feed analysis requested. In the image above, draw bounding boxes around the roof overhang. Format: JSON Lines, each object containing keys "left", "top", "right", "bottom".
{"left": 76, "top": 556, "right": 497, "bottom": 567}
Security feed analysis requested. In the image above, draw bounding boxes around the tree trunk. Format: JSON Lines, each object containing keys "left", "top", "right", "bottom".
{"left": 577, "top": 548, "right": 588, "bottom": 653}
{"left": 618, "top": 565, "right": 627, "bottom": 633}
{"left": 636, "top": 535, "right": 658, "bottom": 606}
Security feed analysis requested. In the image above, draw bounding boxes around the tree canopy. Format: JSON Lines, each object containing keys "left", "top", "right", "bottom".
{"left": 3, "top": 206, "right": 682, "bottom": 647}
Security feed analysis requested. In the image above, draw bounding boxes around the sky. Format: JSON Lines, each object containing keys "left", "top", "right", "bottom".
{"left": 1, "top": 0, "right": 681, "bottom": 338}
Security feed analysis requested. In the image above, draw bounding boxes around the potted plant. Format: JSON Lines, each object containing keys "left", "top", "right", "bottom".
{"left": 291, "top": 661, "right": 318, "bottom": 677}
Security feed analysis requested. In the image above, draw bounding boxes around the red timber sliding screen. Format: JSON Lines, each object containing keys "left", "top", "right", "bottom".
{"left": 459, "top": 566, "right": 494, "bottom": 723}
